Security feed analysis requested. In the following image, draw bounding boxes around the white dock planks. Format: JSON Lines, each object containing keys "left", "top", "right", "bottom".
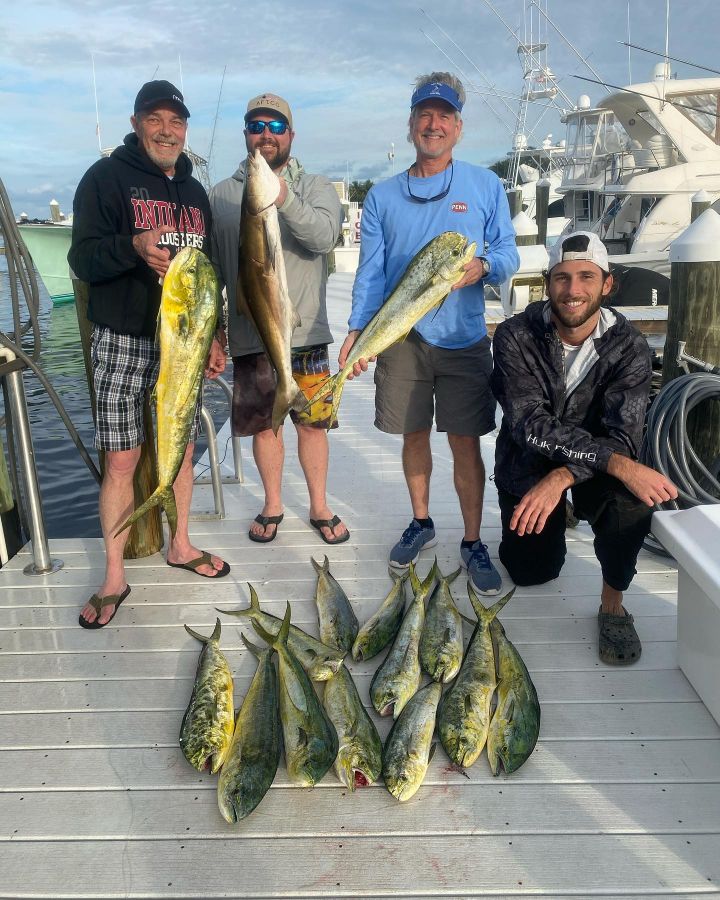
{"left": 1, "top": 273, "right": 718, "bottom": 899}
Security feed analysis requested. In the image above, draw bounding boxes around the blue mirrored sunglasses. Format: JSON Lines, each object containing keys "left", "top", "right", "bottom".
{"left": 246, "top": 119, "right": 289, "bottom": 135}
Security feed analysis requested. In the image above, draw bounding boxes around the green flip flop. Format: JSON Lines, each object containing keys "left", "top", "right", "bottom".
{"left": 79, "top": 585, "right": 131, "bottom": 629}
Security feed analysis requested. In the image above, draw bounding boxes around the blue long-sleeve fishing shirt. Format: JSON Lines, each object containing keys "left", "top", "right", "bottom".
{"left": 350, "top": 160, "right": 519, "bottom": 349}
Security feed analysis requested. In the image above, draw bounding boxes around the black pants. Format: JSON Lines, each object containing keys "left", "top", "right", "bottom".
{"left": 497, "top": 475, "right": 653, "bottom": 592}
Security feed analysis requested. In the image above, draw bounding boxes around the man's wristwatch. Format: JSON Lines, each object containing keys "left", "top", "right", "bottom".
{"left": 479, "top": 256, "right": 491, "bottom": 277}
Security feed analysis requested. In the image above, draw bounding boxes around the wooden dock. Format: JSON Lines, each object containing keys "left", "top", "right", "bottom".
{"left": 1, "top": 273, "right": 718, "bottom": 898}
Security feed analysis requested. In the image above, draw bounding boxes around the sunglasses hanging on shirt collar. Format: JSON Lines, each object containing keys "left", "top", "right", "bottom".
{"left": 406, "top": 161, "right": 454, "bottom": 203}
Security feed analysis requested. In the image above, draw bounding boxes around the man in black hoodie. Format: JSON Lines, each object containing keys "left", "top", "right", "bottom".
{"left": 69, "top": 80, "right": 229, "bottom": 629}
{"left": 491, "top": 231, "right": 677, "bottom": 664}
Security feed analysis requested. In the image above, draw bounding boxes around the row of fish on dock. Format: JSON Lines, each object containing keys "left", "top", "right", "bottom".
{"left": 179, "top": 556, "right": 540, "bottom": 822}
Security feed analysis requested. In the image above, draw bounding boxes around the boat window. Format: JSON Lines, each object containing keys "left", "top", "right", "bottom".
{"left": 666, "top": 90, "right": 720, "bottom": 144}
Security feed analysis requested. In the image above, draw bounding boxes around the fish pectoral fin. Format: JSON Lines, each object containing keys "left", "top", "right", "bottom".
{"left": 428, "top": 742, "right": 437, "bottom": 763}
{"left": 429, "top": 293, "right": 450, "bottom": 323}
{"left": 297, "top": 726, "right": 309, "bottom": 748}
{"left": 285, "top": 675, "right": 309, "bottom": 715}
{"left": 235, "top": 273, "right": 252, "bottom": 319}
{"left": 177, "top": 312, "right": 189, "bottom": 339}
{"left": 292, "top": 307, "right": 301, "bottom": 330}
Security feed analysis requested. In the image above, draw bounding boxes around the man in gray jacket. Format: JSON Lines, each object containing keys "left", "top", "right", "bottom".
{"left": 210, "top": 93, "right": 347, "bottom": 544}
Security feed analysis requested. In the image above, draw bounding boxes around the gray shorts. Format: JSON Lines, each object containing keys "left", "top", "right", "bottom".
{"left": 374, "top": 330, "right": 495, "bottom": 436}
{"left": 91, "top": 325, "right": 201, "bottom": 452}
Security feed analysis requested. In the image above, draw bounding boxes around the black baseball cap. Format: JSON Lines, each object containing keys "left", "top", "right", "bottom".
{"left": 134, "top": 80, "right": 190, "bottom": 118}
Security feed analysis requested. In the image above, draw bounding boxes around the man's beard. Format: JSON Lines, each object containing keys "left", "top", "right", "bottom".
{"left": 549, "top": 291, "right": 603, "bottom": 329}
{"left": 256, "top": 141, "right": 291, "bottom": 170}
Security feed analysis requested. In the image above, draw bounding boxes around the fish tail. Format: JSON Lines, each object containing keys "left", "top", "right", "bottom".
{"left": 420, "top": 557, "right": 438, "bottom": 591}
{"left": 389, "top": 568, "right": 409, "bottom": 584}
{"left": 240, "top": 633, "right": 264, "bottom": 657}
{"left": 215, "top": 583, "right": 259, "bottom": 619}
{"left": 300, "top": 372, "right": 344, "bottom": 432}
{"left": 445, "top": 567, "right": 462, "bottom": 585}
{"left": 271, "top": 380, "right": 306, "bottom": 435}
{"left": 467, "top": 584, "right": 516, "bottom": 624}
{"left": 114, "top": 486, "right": 175, "bottom": 538}
{"left": 184, "top": 618, "right": 221, "bottom": 644}
{"left": 310, "top": 555, "right": 329, "bottom": 575}
{"left": 408, "top": 560, "right": 420, "bottom": 594}
{"left": 277, "top": 602, "right": 291, "bottom": 644}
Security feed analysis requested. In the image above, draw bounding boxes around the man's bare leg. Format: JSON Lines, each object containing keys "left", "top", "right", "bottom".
{"left": 248, "top": 428, "right": 285, "bottom": 539}
{"left": 402, "top": 428, "right": 433, "bottom": 519}
{"left": 601, "top": 582, "right": 624, "bottom": 615}
{"left": 297, "top": 424, "right": 347, "bottom": 541}
{"left": 167, "top": 443, "right": 227, "bottom": 575}
{"left": 447, "top": 433, "right": 484, "bottom": 542}
{"left": 79, "top": 447, "right": 140, "bottom": 626}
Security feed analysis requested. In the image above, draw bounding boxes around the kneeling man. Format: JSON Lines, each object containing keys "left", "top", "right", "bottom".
{"left": 491, "top": 231, "right": 677, "bottom": 664}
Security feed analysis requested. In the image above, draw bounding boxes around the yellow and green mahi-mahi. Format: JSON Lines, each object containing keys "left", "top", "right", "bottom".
{"left": 117, "top": 246, "right": 219, "bottom": 537}
{"left": 179, "top": 619, "right": 235, "bottom": 773}
{"left": 238, "top": 149, "right": 305, "bottom": 434}
{"left": 217, "top": 635, "right": 281, "bottom": 823}
{"left": 352, "top": 570, "right": 408, "bottom": 662}
{"left": 487, "top": 618, "right": 541, "bottom": 775}
{"left": 437, "top": 586, "right": 515, "bottom": 769}
{"left": 252, "top": 603, "right": 338, "bottom": 787}
{"left": 370, "top": 560, "right": 437, "bottom": 719}
{"left": 383, "top": 681, "right": 442, "bottom": 802}
{"left": 216, "top": 584, "right": 345, "bottom": 681}
{"left": 311, "top": 555, "right": 358, "bottom": 653}
{"left": 419, "top": 566, "right": 463, "bottom": 683}
{"left": 304, "top": 231, "right": 476, "bottom": 425}
{"left": 322, "top": 664, "right": 383, "bottom": 790}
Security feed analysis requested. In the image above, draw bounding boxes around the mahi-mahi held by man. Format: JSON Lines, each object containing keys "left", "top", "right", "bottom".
{"left": 304, "top": 231, "right": 476, "bottom": 424}
{"left": 116, "top": 246, "right": 218, "bottom": 538}
{"left": 237, "top": 149, "right": 305, "bottom": 433}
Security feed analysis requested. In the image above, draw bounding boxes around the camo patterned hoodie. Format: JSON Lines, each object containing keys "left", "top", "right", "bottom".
{"left": 491, "top": 299, "right": 652, "bottom": 497}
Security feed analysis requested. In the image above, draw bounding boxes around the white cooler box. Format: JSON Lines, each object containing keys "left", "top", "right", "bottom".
{"left": 652, "top": 505, "right": 720, "bottom": 725}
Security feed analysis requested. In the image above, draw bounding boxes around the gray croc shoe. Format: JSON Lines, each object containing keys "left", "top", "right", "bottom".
{"left": 598, "top": 606, "right": 642, "bottom": 665}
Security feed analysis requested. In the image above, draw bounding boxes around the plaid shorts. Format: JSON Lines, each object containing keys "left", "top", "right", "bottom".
{"left": 91, "top": 325, "right": 202, "bottom": 452}
{"left": 231, "top": 344, "right": 338, "bottom": 437}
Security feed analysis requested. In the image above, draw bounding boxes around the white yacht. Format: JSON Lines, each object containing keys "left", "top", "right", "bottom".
{"left": 557, "top": 64, "right": 720, "bottom": 304}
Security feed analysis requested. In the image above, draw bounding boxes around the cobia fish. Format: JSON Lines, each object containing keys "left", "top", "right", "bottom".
{"left": 117, "top": 246, "right": 219, "bottom": 537}
{"left": 437, "top": 586, "right": 515, "bottom": 769}
{"left": 311, "top": 555, "right": 358, "bottom": 652}
{"left": 217, "top": 635, "right": 281, "bottom": 823}
{"left": 419, "top": 566, "right": 463, "bottom": 683}
{"left": 322, "top": 664, "right": 383, "bottom": 790}
{"left": 304, "top": 231, "right": 476, "bottom": 424}
{"left": 179, "top": 619, "right": 235, "bottom": 773}
{"left": 487, "top": 618, "right": 541, "bottom": 775}
{"left": 369, "top": 560, "right": 437, "bottom": 718}
{"left": 352, "top": 570, "right": 408, "bottom": 662}
{"left": 382, "top": 681, "right": 442, "bottom": 802}
{"left": 238, "top": 149, "right": 305, "bottom": 434}
{"left": 216, "top": 585, "right": 344, "bottom": 682}
{"left": 252, "top": 603, "right": 338, "bottom": 787}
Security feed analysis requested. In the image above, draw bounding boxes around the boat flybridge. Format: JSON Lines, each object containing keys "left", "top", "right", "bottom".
{"left": 556, "top": 63, "right": 720, "bottom": 305}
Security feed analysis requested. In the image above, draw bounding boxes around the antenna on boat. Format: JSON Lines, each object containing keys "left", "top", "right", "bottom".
{"left": 661, "top": 0, "right": 671, "bottom": 109}
{"left": 92, "top": 54, "right": 103, "bottom": 157}
{"left": 207, "top": 65, "right": 227, "bottom": 182}
{"left": 617, "top": 42, "right": 720, "bottom": 77}
{"left": 626, "top": 0, "right": 632, "bottom": 83}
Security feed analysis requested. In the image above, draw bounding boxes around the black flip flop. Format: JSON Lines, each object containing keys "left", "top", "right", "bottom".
{"left": 310, "top": 515, "right": 350, "bottom": 545}
{"left": 79, "top": 585, "right": 131, "bottom": 629}
{"left": 248, "top": 513, "right": 284, "bottom": 543}
{"left": 167, "top": 551, "right": 230, "bottom": 578}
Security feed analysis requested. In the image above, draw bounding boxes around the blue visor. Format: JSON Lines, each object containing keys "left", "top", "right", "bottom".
{"left": 410, "top": 82, "right": 463, "bottom": 113}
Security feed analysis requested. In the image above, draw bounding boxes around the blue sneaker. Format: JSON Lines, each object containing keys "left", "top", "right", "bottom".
{"left": 461, "top": 541, "right": 502, "bottom": 595}
{"left": 389, "top": 519, "right": 438, "bottom": 569}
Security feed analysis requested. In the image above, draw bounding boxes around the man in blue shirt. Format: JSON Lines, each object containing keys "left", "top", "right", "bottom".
{"left": 340, "top": 72, "right": 519, "bottom": 593}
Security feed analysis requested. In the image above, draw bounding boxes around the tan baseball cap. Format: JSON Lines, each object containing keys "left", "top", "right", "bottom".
{"left": 245, "top": 93, "right": 293, "bottom": 129}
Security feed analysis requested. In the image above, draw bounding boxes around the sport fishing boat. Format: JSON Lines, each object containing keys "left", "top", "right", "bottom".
{"left": 556, "top": 64, "right": 720, "bottom": 304}
{"left": 17, "top": 204, "right": 74, "bottom": 305}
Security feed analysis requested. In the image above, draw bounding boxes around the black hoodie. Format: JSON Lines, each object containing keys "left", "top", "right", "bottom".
{"left": 68, "top": 132, "right": 211, "bottom": 337}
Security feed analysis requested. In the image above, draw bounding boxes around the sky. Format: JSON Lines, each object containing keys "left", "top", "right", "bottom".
{"left": 2, "top": 0, "right": 718, "bottom": 218}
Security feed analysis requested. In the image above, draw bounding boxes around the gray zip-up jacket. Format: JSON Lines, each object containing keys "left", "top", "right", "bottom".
{"left": 210, "top": 157, "right": 343, "bottom": 357}
{"left": 491, "top": 299, "right": 652, "bottom": 497}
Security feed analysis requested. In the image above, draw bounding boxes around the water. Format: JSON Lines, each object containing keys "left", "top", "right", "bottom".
{"left": 0, "top": 248, "right": 230, "bottom": 540}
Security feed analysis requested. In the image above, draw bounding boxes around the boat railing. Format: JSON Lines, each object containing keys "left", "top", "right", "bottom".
{"left": 197, "top": 374, "right": 243, "bottom": 486}
{"left": 0, "top": 346, "right": 63, "bottom": 575}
